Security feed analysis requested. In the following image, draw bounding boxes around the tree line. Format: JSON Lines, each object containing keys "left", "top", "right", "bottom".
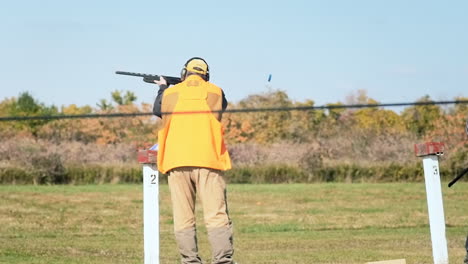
{"left": 1, "top": 90, "right": 467, "bottom": 145}
{"left": 0, "top": 89, "right": 466, "bottom": 184}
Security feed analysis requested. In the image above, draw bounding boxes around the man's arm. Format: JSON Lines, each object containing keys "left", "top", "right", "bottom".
{"left": 152, "top": 84, "right": 167, "bottom": 118}
{"left": 153, "top": 77, "right": 168, "bottom": 118}
{"left": 221, "top": 90, "right": 228, "bottom": 112}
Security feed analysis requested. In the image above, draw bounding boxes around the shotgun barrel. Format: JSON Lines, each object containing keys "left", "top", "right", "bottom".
{"left": 116, "top": 71, "right": 182, "bottom": 86}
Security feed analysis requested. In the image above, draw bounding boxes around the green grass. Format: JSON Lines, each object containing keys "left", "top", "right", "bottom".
{"left": 1, "top": 183, "right": 467, "bottom": 263}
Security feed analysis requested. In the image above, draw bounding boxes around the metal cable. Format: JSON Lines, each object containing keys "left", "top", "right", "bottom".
{"left": 1, "top": 100, "right": 467, "bottom": 121}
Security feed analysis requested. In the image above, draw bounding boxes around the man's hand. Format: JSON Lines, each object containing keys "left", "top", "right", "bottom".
{"left": 154, "top": 76, "right": 167, "bottom": 86}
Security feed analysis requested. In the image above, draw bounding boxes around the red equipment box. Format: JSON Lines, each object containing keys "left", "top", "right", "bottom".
{"left": 138, "top": 150, "right": 158, "bottom": 164}
{"left": 414, "top": 142, "right": 445, "bottom": 157}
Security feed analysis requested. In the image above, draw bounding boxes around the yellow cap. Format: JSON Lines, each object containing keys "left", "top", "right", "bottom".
{"left": 186, "top": 59, "right": 208, "bottom": 75}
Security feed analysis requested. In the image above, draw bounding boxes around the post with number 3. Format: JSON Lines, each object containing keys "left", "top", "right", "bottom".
{"left": 138, "top": 145, "right": 160, "bottom": 264}
{"left": 414, "top": 142, "right": 448, "bottom": 264}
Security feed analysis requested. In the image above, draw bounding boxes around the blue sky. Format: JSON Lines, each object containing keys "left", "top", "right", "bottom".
{"left": 0, "top": 0, "right": 467, "bottom": 109}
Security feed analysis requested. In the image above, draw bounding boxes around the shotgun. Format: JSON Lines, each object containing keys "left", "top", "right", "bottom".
{"left": 115, "top": 71, "right": 181, "bottom": 86}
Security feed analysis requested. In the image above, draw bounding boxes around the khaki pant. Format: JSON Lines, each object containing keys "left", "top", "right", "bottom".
{"left": 168, "top": 167, "right": 234, "bottom": 264}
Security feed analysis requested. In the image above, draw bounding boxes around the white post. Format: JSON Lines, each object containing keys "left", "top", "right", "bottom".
{"left": 415, "top": 142, "right": 448, "bottom": 264}
{"left": 143, "top": 164, "right": 159, "bottom": 264}
{"left": 138, "top": 147, "right": 160, "bottom": 264}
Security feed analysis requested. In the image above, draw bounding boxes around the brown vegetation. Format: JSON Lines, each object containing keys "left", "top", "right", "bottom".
{"left": 0, "top": 90, "right": 467, "bottom": 184}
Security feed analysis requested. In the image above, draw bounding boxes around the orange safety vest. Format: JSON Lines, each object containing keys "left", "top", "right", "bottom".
{"left": 157, "top": 75, "right": 232, "bottom": 173}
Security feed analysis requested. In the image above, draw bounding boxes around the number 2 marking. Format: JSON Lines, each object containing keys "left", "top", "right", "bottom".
{"left": 150, "top": 174, "right": 157, "bottom": 184}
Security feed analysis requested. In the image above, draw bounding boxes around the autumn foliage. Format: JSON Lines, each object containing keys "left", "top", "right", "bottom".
{"left": 0, "top": 90, "right": 467, "bottom": 184}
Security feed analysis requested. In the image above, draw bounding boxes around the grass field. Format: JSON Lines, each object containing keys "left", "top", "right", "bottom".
{"left": 1, "top": 183, "right": 467, "bottom": 264}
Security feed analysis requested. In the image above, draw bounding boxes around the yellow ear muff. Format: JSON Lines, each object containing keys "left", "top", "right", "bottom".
{"left": 180, "top": 68, "right": 187, "bottom": 80}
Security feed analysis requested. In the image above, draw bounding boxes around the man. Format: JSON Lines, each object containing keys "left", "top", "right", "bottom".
{"left": 464, "top": 236, "right": 468, "bottom": 264}
{"left": 153, "top": 57, "right": 234, "bottom": 264}
{"left": 452, "top": 117, "right": 468, "bottom": 264}
{"left": 463, "top": 120, "right": 468, "bottom": 264}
